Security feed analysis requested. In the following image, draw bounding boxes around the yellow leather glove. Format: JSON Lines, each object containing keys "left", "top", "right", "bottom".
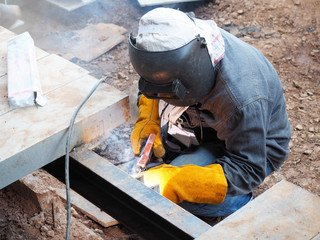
{"left": 143, "top": 164, "right": 228, "bottom": 204}
{"left": 131, "top": 94, "right": 165, "bottom": 158}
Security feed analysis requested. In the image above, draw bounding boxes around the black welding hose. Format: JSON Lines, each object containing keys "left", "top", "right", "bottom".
{"left": 65, "top": 78, "right": 104, "bottom": 240}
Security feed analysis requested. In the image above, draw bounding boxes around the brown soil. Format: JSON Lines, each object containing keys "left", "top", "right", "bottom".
{"left": 1, "top": 0, "right": 319, "bottom": 239}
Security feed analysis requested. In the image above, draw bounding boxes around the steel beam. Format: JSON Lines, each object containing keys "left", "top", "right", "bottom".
{"left": 44, "top": 148, "right": 211, "bottom": 240}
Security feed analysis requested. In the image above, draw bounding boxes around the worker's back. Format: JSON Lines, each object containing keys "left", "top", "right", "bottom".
{"left": 187, "top": 28, "right": 291, "bottom": 196}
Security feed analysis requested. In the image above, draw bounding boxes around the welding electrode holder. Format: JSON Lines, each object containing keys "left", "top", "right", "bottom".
{"left": 136, "top": 133, "right": 156, "bottom": 173}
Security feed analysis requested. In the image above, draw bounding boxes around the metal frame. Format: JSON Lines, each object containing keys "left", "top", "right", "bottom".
{"left": 44, "top": 148, "right": 211, "bottom": 239}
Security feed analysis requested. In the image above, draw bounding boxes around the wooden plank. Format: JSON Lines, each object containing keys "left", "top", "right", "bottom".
{"left": 54, "top": 188, "right": 119, "bottom": 227}
{"left": 137, "top": 0, "right": 201, "bottom": 7}
{"left": 0, "top": 27, "right": 16, "bottom": 77}
{"left": 0, "top": 75, "right": 10, "bottom": 114}
{"left": 59, "top": 23, "right": 127, "bottom": 62}
{"left": 0, "top": 74, "right": 129, "bottom": 189}
{"left": 37, "top": 54, "right": 89, "bottom": 94}
{"left": 196, "top": 180, "right": 320, "bottom": 240}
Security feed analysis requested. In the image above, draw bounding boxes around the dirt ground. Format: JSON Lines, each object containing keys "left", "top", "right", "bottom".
{"left": 0, "top": 0, "right": 319, "bottom": 239}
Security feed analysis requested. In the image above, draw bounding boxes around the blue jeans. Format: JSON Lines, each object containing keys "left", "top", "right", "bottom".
{"left": 169, "top": 143, "right": 273, "bottom": 217}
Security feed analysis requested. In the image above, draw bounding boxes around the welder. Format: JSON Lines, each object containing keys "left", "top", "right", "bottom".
{"left": 129, "top": 8, "right": 291, "bottom": 218}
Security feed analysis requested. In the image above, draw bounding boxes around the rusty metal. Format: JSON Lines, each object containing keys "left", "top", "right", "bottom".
{"left": 44, "top": 148, "right": 211, "bottom": 240}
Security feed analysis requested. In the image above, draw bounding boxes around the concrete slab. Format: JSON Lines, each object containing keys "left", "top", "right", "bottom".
{"left": 0, "top": 27, "right": 130, "bottom": 190}
{"left": 196, "top": 180, "right": 320, "bottom": 240}
{"left": 0, "top": 74, "right": 129, "bottom": 189}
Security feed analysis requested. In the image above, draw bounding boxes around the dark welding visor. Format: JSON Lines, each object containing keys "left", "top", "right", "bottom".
{"left": 139, "top": 77, "right": 187, "bottom": 100}
{"left": 129, "top": 33, "right": 215, "bottom": 106}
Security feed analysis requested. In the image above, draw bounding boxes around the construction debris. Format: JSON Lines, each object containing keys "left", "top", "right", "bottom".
{"left": 7, "top": 32, "right": 47, "bottom": 108}
{"left": 58, "top": 23, "right": 127, "bottom": 62}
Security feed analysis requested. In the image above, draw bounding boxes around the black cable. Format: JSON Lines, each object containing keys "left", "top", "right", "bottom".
{"left": 65, "top": 78, "right": 104, "bottom": 240}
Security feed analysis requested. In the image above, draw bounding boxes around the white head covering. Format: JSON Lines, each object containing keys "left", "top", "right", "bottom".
{"left": 136, "top": 7, "right": 225, "bottom": 66}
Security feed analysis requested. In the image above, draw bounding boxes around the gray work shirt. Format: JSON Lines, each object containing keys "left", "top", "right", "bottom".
{"left": 182, "top": 29, "right": 291, "bottom": 196}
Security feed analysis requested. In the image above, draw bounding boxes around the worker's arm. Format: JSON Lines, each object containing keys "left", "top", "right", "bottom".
{"left": 131, "top": 94, "right": 165, "bottom": 158}
{"left": 215, "top": 99, "right": 291, "bottom": 197}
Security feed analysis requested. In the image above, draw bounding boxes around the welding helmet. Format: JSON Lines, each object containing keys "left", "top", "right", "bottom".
{"left": 129, "top": 34, "right": 215, "bottom": 106}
